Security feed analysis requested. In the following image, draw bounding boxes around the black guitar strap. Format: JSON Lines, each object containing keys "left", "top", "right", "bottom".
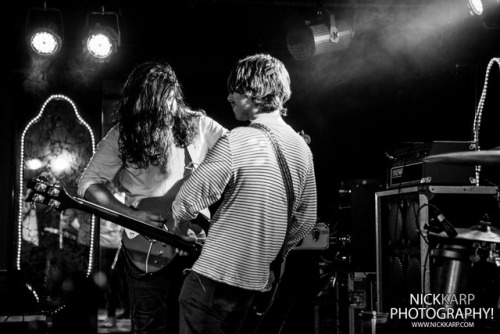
{"left": 249, "top": 122, "right": 295, "bottom": 313}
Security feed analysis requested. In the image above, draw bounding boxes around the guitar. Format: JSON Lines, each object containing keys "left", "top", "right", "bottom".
{"left": 121, "top": 174, "right": 210, "bottom": 273}
{"left": 25, "top": 177, "right": 205, "bottom": 273}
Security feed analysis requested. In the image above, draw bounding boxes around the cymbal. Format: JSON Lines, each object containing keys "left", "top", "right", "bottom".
{"left": 429, "top": 225, "right": 500, "bottom": 243}
{"left": 423, "top": 149, "right": 500, "bottom": 166}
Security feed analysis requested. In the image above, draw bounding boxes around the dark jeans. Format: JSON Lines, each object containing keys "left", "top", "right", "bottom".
{"left": 100, "top": 246, "right": 124, "bottom": 318}
{"left": 123, "top": 248, "right": 187, "bottom": 334}
{"left": 179, "top": 271, "right": 257, "bottom": 334}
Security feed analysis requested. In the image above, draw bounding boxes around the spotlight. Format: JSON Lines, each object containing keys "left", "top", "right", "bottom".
{"left": 26, "top": 5, "right": 64, "bottom": 56}
{"left": 86, "top": 24, "right": 118, "bottom": 59}
{"left": 287, "top": 12, "right": 352, "bottom": 60}
{"left": 468, "top": 0, "right": 500, "bottom": 29}
{"left": 468, "top": 0, "right": 484, "bottom": 16}
{"left": 84, "top": 8, "right": 121, "bottom": 62}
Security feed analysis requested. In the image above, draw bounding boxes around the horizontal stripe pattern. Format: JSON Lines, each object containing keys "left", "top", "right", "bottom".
{"left": 172, "top": 118, "right": 317, "bottom": 290}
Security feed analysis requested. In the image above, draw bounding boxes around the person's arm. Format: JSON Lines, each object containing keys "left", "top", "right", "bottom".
{"left": 172, "top": 135, "right": 233, "bottom": 238}
{"left": 78, "top": 128, "right": 165, "bottom": 227}
{"left": 78, "top": 127, "right": 122, "bottom": 199}
{"left": 286, "top": 157, "right": 318, "bottom": 251}
{"left": 84, "top": 184, "right": 165, "bottom": 227}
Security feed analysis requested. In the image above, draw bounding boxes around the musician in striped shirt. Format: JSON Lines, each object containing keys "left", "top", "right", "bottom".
{"left": 172, "top": 53, "right": 317, "bottom": 334}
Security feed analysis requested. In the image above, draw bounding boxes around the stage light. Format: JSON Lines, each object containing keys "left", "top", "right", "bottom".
{"left": 30, "top": 25, "right": 62, "bottom": 55}
{"left": 468, "top": 0, "right": 500, "bottom": 29}
{"left": 26, "top": 5, "right": 64, "bottom": 56}
{"left": 86, "top": 24, "right": 118, "bottom": 59}
{"left": 84, "top": 8, "right": 121, "bottom": 62}
{"left": 468, "top": 0, "right": 484, "bottom": 16}
{"left": 287, "top": 12, "right": 352, "bottom": 60}
{"left": 25, "top": 158, "right": 43, "bottom": 170}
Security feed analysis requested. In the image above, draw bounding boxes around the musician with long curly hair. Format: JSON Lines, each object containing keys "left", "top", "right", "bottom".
{"left": 78, "top": 60, "right": 227, "bottom": 333}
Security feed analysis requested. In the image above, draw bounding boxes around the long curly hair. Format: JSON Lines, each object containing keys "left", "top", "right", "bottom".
{"left": 113, "top": 61, "right": 201, "bottom": 173}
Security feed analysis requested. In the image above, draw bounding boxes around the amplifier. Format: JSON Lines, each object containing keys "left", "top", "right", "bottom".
{"left": 387, "top": 141, "right": 475, "bottom": 189}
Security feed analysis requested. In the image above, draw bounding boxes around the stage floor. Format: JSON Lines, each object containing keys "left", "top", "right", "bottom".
{"left": 97, "top": 308, "right": 131, "bottom": 334}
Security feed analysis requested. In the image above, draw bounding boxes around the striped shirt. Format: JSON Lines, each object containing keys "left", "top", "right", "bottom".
{"left": 172, "top": 117, "right": 317, "bottom": 291}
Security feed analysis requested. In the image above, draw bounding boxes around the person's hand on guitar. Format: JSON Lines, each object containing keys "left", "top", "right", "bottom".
{"left": 129, "top": 209, "right": 166, "bottom": 229}
{"left": 173, "top": 220, "right": 204, "bottom": 256}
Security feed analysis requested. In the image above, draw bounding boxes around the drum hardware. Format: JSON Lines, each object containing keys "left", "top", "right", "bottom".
{"left": 430, "top": 244, "right": 471, "bottom": 298}
{"left": 470, "top": 242, "right": 500, "bottom": 267}
{"left": 428, "top": 216, "right": 500, "bottom": 244}
{"left": 424, "top": 204, "right": 458, "bottom": 239}
{"left": 486, "top": 243, "right": 500, "bottom": 267}
{"left": 429, "top": 214, "right": 500, "bottom": 315}
{"left": 470, "top": 243, "right": 481, "bottom": 263}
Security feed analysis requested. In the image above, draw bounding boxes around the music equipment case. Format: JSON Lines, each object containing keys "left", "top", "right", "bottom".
{"left": 348, "top": 272, "right": 376, "bottom": 334}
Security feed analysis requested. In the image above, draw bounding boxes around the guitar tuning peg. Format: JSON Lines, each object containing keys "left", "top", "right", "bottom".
{"left": 47, "top": 187, "right": 61, "bottom": 197}
{"left": 298, "top": 130, "right": 311, "bottom": 145}
{"left": 32, "top": 193, "right": 46, "bottom": 203}
{"left": 33, "top": 182, "right": 48, "bottom": 192}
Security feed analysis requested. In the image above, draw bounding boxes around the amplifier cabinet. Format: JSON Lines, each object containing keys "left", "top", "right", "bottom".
{"left": 374, "top": 185, "right": 499, "bottom": 314}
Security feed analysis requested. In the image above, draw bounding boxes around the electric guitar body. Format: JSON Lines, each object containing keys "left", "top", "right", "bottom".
{"left": 25, "top": 177, "right": 205, "bottom": 274}
{"left": 121, "top": 173, "right": 210, "bottom": 273}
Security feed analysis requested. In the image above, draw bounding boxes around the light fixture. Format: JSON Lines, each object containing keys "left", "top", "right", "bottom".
{"left": 26, "top": 3, "right": 64, "bottom": 56}
{"left": 468, "top": 0, "right": 484, "bottom": 16}
{"left": 287, "top": 11, "right": 352, "bottom": 60}
{"left": 468, "top": 0, "right": 500, "bottom": 29}
{"left": 84, "top": 7, "right": 121, "bottom": 62}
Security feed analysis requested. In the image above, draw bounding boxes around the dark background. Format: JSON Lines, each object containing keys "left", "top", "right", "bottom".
{"left": 2, "top": 0, "right": 500, "bottom": 270}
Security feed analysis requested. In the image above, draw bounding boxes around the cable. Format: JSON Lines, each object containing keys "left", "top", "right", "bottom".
{"left": 414, "top": 203, "right": 432, "bottom": 245}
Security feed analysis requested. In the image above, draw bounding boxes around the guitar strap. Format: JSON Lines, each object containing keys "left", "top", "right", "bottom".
{"left": 185, "top": 144, "right": 198, "bottom": 175}
{"left": 185, "top": 144, "right": 211, "bottom": 229}
{"left": 249, "top": 122, "right": 295, "bottom": 312}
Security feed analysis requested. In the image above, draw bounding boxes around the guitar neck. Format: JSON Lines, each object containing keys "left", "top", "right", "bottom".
{"left": 70, "top": 196, "right": 201, "bottom": 253}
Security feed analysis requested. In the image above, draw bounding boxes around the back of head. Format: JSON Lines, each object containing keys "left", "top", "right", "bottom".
{"left": 113, "top": 61, "right": 198, "bottom": 172}
{"left": 227, "top": 53, "right": 291, "bottom": 115}
{"left": 115, "top": 61, "right": 184, "bottom": 128}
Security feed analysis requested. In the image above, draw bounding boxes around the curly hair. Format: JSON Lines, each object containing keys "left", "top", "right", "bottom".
{"left": 227, "top": 53, "right": 291, "bottom": 116}
{"left": 113, "top": 61, "right": 201, "bottom": 173}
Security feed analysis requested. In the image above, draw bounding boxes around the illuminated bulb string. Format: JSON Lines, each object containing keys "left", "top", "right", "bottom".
{"left": 16, "top": 94, "right": 96, "bottom": 279}
{"left": 472, "top": 57, "right": 500, "bottom": 186}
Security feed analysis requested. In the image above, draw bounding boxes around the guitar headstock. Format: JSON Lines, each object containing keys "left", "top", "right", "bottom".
{"left": 25, "top": 177, "right": 71, "bottom": 212}
{"left": 298, "top": 130, "right": 311, "bottom": 145}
